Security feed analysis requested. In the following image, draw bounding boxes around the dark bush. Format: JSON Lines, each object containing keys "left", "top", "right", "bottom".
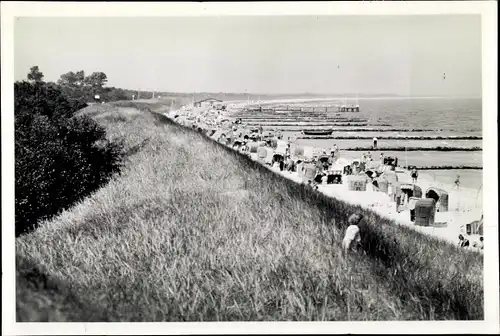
{"left": 15, "top": 81, "right": 123, "bottom": 237}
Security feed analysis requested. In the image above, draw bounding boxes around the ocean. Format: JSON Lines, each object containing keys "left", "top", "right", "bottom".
{"left": 355, "top": 97, "right": 482, "bottom": 132}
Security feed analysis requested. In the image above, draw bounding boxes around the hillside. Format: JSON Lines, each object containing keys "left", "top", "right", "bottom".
{"left": 16, "top": 101, "right": 483, "bottom": 322}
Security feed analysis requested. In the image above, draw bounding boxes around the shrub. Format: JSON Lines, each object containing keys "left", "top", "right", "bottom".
{"left": 15, "top": 81, "right": 123, "bottom": 236}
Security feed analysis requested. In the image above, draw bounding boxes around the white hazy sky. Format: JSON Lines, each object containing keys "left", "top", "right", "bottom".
{"left": 14, "top": 15, "right": 482, "bottom": 96}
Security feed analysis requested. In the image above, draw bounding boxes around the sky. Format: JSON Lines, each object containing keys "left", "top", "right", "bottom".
{"left": 14, "top": 15, "right": 482, "bottom": 96}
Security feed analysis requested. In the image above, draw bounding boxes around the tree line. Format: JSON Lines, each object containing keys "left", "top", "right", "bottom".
{"left": 26, "top": 65, "right": 160, "bottom": 103}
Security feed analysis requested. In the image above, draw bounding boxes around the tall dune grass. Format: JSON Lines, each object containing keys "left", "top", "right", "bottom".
{"left": 16, "top": 102, "right": 483, "bottom": 322}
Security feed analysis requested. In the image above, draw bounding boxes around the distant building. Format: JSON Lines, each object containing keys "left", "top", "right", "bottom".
{"left": 194, "top": 97, "right": 223, "bottom": 108}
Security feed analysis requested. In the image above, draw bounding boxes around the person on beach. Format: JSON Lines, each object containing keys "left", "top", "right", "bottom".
{"left": 331, "top": 144, "right": 338, "bottom": 156}
{"left": 322, "top": 159, "right": 330, "bottom": 171}
{"left": 411, "top": 167, "right": 419, "bottom": 184}
{"left": 243, "top": 141, "right": 249, "bottom": 153}
{"left": 287, "top": 157, "right": 295, "bottom": 173}
{"left": 395, "top": 183, "right": 402, "bottom": 213}
{"left": 380, "top": 153, "right": 384, "bottom": 166}
{"left": 388, "top": 182, "right": 394, "bottom": 202}
{"left": 373, "top": 137, "right": 378, "bottom": 149}
{"left": 458, "top": 234, "right": 470, "bottom": 248}
{"left": 409, "top": 197, "right": 418, "bottom": 222}
{"left": 372, "top": 179, "right": 379, "bottom": 192}
{"left": 454, "top": 174, "right": 461, "bottom": 190}
{"left": 342, "top": 213, "right": 364, "bottom": 255}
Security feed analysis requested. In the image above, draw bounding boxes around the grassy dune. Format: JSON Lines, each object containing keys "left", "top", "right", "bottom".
{"left": 16, "top": 102, "right": 483, "bottom": 322}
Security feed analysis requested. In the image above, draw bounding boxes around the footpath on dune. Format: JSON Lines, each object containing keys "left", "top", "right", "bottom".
{"left": 16, "top": 102, "right": 483, "bottom": 322}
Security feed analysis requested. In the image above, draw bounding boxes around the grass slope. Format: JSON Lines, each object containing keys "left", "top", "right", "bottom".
{"left": 16, "top": 102, "right": 483, "bottom": 321}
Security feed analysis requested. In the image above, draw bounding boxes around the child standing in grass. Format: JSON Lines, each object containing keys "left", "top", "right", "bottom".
{"left": 458, "top": 234, "right": 470, "bottom": 248}
{"left": 342, "top": 213, "right": 364, "bottom": 255}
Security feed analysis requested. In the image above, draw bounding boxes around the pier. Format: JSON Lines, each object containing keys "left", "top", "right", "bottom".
{"left": 337, "top": 104, "right": 360, "bottom": 112}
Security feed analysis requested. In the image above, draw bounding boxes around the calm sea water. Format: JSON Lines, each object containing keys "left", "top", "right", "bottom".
{"left": 356, "top": 97, "right": 482, "bottom": 132}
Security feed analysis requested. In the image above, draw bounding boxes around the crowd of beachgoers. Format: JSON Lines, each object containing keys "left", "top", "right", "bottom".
{"left": 167, "top": 102, "right": 484, "bottom": 251}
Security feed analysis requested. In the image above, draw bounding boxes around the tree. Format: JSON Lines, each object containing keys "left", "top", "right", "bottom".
{"left": 75, "top": 70, "right": 85, "bottom": 87}
{"left": 57, "top": 71, "right": 78, "bottom": 87}
{"left": 85, "top": 72, "right": 108, "bottom": 89}
{"left": 27, "top": 66, "right": 44, "bottom": 83}
{"left": 56, "top": 70, "right": 90, "bottom": 106}
{"left": 84, "top": 72, "right": 108, "bottom": 99}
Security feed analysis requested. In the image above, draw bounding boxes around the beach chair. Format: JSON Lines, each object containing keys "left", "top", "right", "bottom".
{"left": 347, "top": 175, "right": 368, "bottom": 191}
{"left": 248, "top": 142, "right": 259, "bottom": 153}
{"left": 425, "top": 187, "right": 449, "bottom": 212}
{"left": 466, "top": 217, "right": 483, "bottom": 235}
{"left": 400, "top": 183, "right": 423, "bottom": 202}
{"left": 375, "top": 177, "right": 389, "bottom": 193}
{"left": 303, "top": 163, "right": 317, "bottom": 183}
{"left": 414, "top": 198, "right": 436, "bottom": 227}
